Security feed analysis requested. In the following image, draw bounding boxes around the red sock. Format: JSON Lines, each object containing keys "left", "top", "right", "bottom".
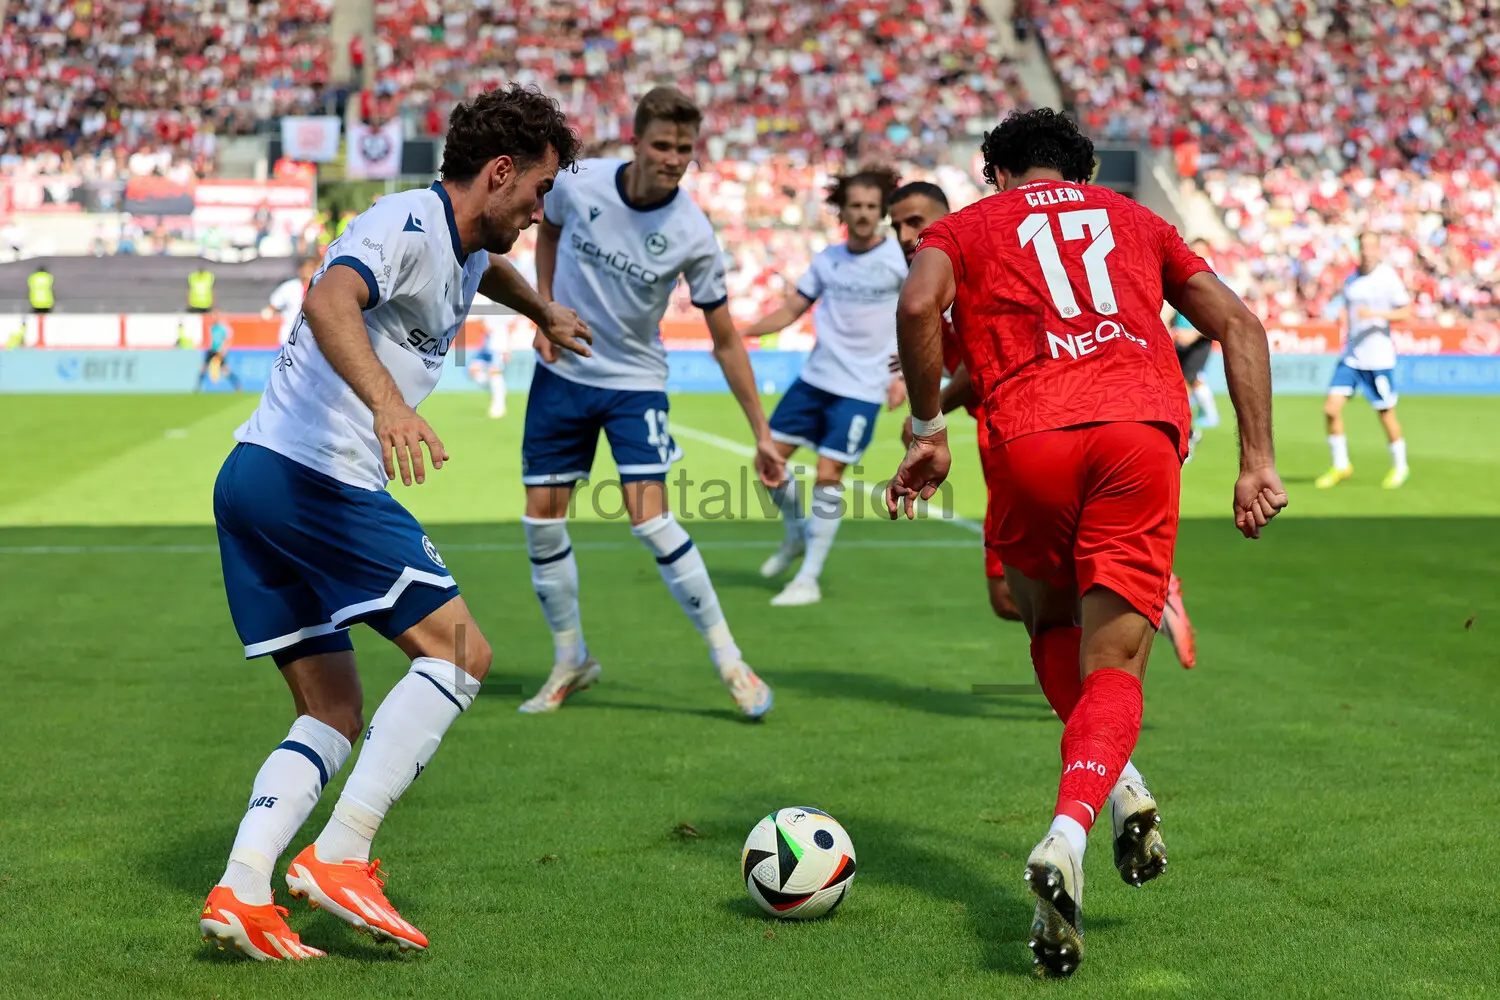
{"left": 1053, "top": 668, "right": 1143, "bottom": 832}
{"left": 1030, "top": 626, "right": 1083, "bottom": 721}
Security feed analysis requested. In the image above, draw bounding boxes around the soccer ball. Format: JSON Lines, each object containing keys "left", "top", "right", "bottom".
{"left": 742, "top": 807, "right": 857, "bottom": 919}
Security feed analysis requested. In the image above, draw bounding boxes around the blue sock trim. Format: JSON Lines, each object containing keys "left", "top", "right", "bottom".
{"left": 275, "top": 740, "right": 328, "bottom": 789}
{"left": 414, "top": 670, "right": 464, "bottom": 711}
{"left": 529, "top": 545, "right": 573, "bottom": 566}
{"left": 655, "top": 538, "right": 695, "bottom": 565}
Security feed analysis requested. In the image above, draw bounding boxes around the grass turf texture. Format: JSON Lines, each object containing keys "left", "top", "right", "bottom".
{"left": 1, "top": 393, "right": 1497, "bottom": 999}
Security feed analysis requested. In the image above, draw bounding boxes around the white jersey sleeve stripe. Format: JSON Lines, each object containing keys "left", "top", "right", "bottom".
{"left": 328, "top": 255, "right": 381, "bottom": 309}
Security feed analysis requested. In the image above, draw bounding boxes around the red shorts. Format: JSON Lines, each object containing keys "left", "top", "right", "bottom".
{"left": 982, "top": 422, "right": 1181, "bottom": 625}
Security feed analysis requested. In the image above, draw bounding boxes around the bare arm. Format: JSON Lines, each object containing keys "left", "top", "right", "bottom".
{"left": 301, "top": 264, "right": 446, "bottom": 485}
{"left": 704, "top": 303, "right": 785, "bottom": 487}
{"left": 940, "top": 362, "right": 975, "bottom": 414}
{"left": 740, "top": 290, "right": 813, "bottom": 339}
{"left": 896, "top": 248, "right": 955, "bottom": 425}
{"left": 479, "top": 253, "right": 592, "bottom": 358}
{"left": 534, "top": 221, "right": 561, "bottom": 302}
{"left": 1168, "top": 270, "right": 1287, "bottom": 537}
{"left": 302, "top": 264, "right": 404, "bottom": 413}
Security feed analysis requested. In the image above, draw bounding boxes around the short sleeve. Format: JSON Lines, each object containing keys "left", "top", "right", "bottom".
{"left": 542, "top": 170, "right": 571, "bottom": 227}
{"left": 794, "top": 258, "right": 823, "bottom": 302}
{"left": 914, "top": 217, "right": 964, "bottom": 283}
{"left": 323, "top": 204, "right": 414, "bottom": 311}
{"left": 1384, "top": 267, "right": 1411, "bottom": 307}
{"left": 1155, "top": 213, "right": 1212, "bottom": 294}
{"left": 684, "top": 225, "right": 729, "bottom": 310}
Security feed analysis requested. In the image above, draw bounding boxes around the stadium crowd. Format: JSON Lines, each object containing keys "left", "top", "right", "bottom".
{"left": 3, "top": 0, "right": 1497, "bottom": 324}
{"left": 1032, "top": 0, "right": 1500, "bottom": 321}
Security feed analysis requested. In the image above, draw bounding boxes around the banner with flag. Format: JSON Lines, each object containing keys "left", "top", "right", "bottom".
{"left": 279, "top": 116, "right": 342, "bottom": 162}
{"left": 346, "top": 120, "right": 404, "bottom": 179}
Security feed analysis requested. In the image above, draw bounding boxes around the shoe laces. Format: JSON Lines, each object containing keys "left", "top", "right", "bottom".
{"left": 362, "top": 859, "right": 388, "bottom": 891}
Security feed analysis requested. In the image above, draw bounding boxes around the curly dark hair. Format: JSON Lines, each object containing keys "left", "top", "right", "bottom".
{"left": 440, "top": 84, "right": 581, "bottom": 182}
{"left": 826, "top": 164, "right": 902, "bottom": 212}
{"left": 979, "top": 109, "right": 1096, "bottom": 189}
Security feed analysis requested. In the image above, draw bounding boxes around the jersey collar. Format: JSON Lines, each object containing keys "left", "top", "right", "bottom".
{"left": 429, "top": 181, "right": 466, "bottom": 263}
{"left": 615, "top": 163, "right": 679, "bottom": 212}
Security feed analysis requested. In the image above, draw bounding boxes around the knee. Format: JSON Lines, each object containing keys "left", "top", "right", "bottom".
{"left": 304, "top": 699, "right": 364, "bottom": 744}
{"left": 1323, "top": 397, "right": 1343, "bottom": 420}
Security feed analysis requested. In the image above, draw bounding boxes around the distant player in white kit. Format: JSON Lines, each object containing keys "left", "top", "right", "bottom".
{"left": 518, "top": 87, "right": 784, "bottom": 717}
{"left": 201, "top": 86, "right": 591, "bottom": 961}
{"left": 741, "top": 167, "right": 907, "bottom": 606}
{"left": 468, "top": 318, "right": 512, "bottom": 417}
{"left": 1316, "top": 231, "right": 1412, "bottom": 490}
{"left": 264, "top": 257, "right": 319, "bottom": 345}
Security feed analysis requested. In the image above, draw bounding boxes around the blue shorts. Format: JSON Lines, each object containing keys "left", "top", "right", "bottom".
{"left": 214, "top": 443, "right": 460, "bottom": 663}
{"left": 769, "top": 378, "right": 881, "bottom": 464}
{"left": 1330, "top": 362, "right": 1398, "bottom": 410}
{"left": 521, "top": 364, "right": 682, "bottom": 485}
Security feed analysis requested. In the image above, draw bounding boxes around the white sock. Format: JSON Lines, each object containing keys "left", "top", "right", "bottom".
{"left": 793, "top": 482, "right": 844, "bottom": 585}
{"left": 772, "top": 478, "right": 805, "bottom": 545}
{"left": 1049, "top": 814, "right": 1089, "bottom": 859}
{"left": 313, "top": 658, "right": 479, "bottom": 864}
{"left": 632, "top": 512, "right": 742, "bottom": 670}
{"left": 523, "top": 516, "right": 587, "bottom": 667}
{"left": 1118, "top": 759, "right": 1143, "bottom": 786}
{"left": 1389, "top": 438, "right": 1407, "bottom": 472}
{"left": 1191, "top": 382, "right": 1218, "bottom": 424}
{"left": 1328, "top": 434, "right": 1350, "bottom": 470}
{"left": 489, "top": 377, "right": 507, "bottom": 414}
{"left": 220, "top": 715, "right": 351, "bottom": 905}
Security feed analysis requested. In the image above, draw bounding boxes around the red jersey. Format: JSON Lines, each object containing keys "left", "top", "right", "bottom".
{"left": 917, "top": 180, "right": 1211, "bottom": 458}
{"left": 939, "top": 314, "right": 983, "bottom": 419}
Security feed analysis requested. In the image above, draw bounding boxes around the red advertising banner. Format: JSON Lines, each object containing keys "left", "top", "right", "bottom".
{"left": 1264, "top": 321, "right": 1500, "bottom": 356}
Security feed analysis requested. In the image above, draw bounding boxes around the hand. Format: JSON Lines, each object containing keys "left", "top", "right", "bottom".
{"left": 886, "top": 376, "right": 908, "bottom": 411}
{"left": 900, "top": 414, "right": 914, "bottom": 448}
{"left": 374, "top": 402, "right": 448, "bottom": 486}
{"left": 1233, "top": 464, "right": 1288, "bottom": 539}
{"left": 885, "top": 429, "right": 951, "bottom": 520}
{"left": 531, "top": 327, "right": 558, "bottom": 364}
{"left": 537, "top": 301, "right": 592, "bottom": 358}
{"left": 754, "top": 436, "right": 787, "bottom": 489}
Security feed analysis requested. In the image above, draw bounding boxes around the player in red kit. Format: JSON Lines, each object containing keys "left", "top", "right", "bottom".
{"left": 887, "top": 110, "right": 1286, "bottom": 977}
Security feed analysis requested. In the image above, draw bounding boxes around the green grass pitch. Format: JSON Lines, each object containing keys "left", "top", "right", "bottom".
{"left": 1, "top": 391, "right": 1497, "bottom": 999}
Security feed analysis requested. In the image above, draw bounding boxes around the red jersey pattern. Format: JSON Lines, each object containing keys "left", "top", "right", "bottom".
{"left": 917, "top": 180, "right": 1210, "bottom": 459}
{"left": 939, "top": 313, "right": 983, "bottom": 420}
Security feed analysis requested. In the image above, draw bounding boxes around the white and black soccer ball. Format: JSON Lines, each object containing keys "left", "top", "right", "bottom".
{"left": 742, "top": 807, "right": 857, "bottom": 919}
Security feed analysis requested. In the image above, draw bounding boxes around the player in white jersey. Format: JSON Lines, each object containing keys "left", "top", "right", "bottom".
{"left": 263, "top": 257, "right": 318, "bottom": 346}
{"left": 740, "top": 167, "right": 907, "bottom": 606}
{"left": 468, "top": 318, "right": 512, "bottom": 417}
{"left": 1316, "top": 231, "right": 1412, "bottom": 490}
{"left": 201, "top": 86, "right": 592, "bottom": 962}
{"left": 518, "top": 87, "right": 783, "bottom": 718}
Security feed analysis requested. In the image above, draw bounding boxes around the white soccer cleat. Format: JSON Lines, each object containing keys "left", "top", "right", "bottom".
{"left": 759, "top": 537, "right": 805, "bottom": 578}
{"left": 770, "top": 577, "right": 821, "bottom": 607}
{"left": 719, "top": 661, "right": 773, "bottom": 719}
{"left": 487, "top": 400, "right": 507, "bottom": 419}
{"left": 1023, "top": 832, "right": 1085, "bottom": 978}
{"left": 1110, "top": 775, "right": 1167, "bottom": 887}
{"left": 518, "top": 657, "right": 602, "bottom": 714}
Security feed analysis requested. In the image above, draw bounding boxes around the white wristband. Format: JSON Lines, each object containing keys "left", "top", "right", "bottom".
{"left": 910, "top": 412, "right": 946, "bottom": 437}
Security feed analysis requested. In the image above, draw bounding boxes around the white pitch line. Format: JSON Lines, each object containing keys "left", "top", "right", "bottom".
{"left": 671, "top": 422, "right": 984, "bottom": 535}
{"left": 0, "top": 538, "right": 973, "bottom": 556}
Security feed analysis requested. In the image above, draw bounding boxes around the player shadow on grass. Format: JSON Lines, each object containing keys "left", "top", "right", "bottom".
{"left": 769, "top": 668, "right": 1057, "bottom": 722}
{"left": 702, "top": 807, "right": 1117, "bottom": 978}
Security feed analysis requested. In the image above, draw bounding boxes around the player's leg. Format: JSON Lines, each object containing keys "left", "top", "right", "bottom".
{"left": 203, "top": 445, "right": 361, "bottom": 960}
{"left": 1157, "top": 572, "right": 1197, "bottom": 668}
{"left": 517, "top": 365, "right": 603, "bottom": 713}
{"left": 1317, "top": 366, "right": 1357, "bottom": 487}
{"left": 763, "top": 379, "right": 828, "bottom": 578}
{"left": 773, "top": 391, "right": 879, "bottom": 604}
{"left": 1183, "top": 339, "right": 1218, "bottom": 428}
{"left": 1367, "top": 371, "right": 1408, "bottom": 488}
{"left": 488, "top": 364, "right": 507, "bottom": 417}
{"left": 289, "top": 594, "right": 489, "bottom": 951}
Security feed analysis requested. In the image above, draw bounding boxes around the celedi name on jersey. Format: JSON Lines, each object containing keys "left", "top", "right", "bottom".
{"left": 1023, "top": 186, "right": 1087, "bottom": 208}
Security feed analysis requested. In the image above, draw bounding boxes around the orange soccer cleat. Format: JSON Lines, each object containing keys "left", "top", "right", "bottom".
{"left": 200, "top": 885, "right": 325, "bottom": 961}
{"left": 1158, "top": 574, "right": 1197, "bottom": 669}
{"left": 285, "top": 846, "right": 429, "bottom": 951}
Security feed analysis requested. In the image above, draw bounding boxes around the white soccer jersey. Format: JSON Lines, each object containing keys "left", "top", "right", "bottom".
{"left": 267, "top": 277, "right": 305, "bottom": 345}
{"left": 542, "top": 158, "right": 727, "bottom": 391}
{"left": 795, "top": 237, "right": 908, "bottom": 403}
{"left": 237, "top": 183, "right": 490, "bottom": 490}
{"left": 1341, "top": 263, "right": 1410, "bottom": 371}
